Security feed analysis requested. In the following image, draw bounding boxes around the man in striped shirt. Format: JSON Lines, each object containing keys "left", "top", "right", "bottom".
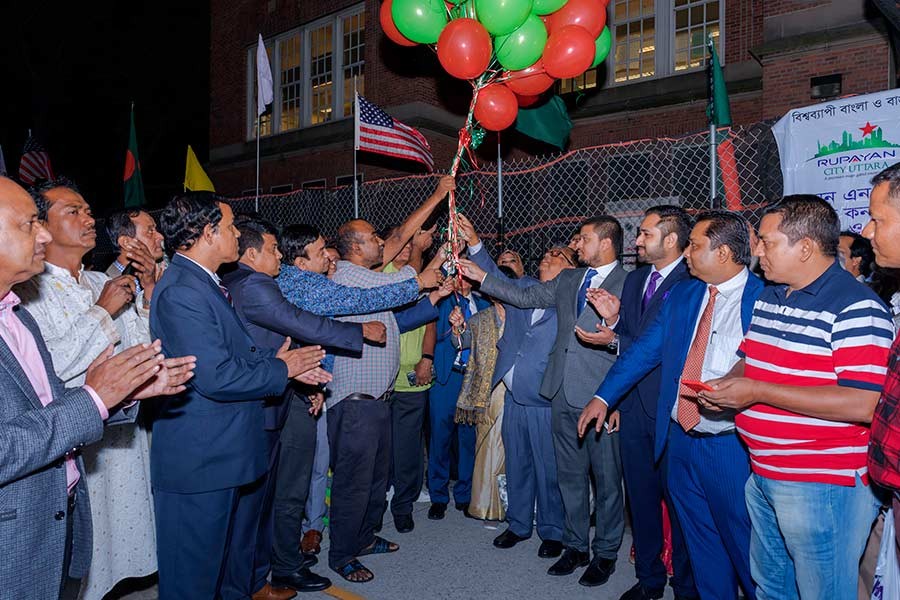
{"left": 701, "top": 195, "right": 893, "bottom": 599}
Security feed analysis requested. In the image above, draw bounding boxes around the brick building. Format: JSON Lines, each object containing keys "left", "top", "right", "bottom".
{"left": 207, "top": 0, "right": 895, "bottom": 196}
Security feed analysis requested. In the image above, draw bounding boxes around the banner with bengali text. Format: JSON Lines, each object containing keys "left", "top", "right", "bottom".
{"left": 772, "top": 89, "right": 900, "bottom": 233}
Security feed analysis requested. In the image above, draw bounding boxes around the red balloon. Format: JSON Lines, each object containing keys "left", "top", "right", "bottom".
{"left": 549, "top": 0, "right": 607, "bottom": 37}
{"left": 381, "top": 0, "right": 418, "bottom": 47}
{"left": 474, "top": 84, "right": 519, "bottom": 131}
{"left": 437, "top": 18, "right": 492, "bottom": 80}
{"left": 504, "top": 59, "right": 555, "bottom": 96}
{"left": 516, "top": 93, "right": 541, "bottom": 107}
{"left": 543, "top": 25, "right": 596, "bottom": 79}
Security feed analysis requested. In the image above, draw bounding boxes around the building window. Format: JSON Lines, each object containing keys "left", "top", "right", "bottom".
{"left": 335, "top": 174, "right": 363, "bottom": 187}
{"left": 270, "top": 183, "right": 294, "bottom": 194}
{"left": 302, "top": 179, "right": 327, "bottom": 189}
{"left": 246, "top": 4, "right": 365, "bottom": 139}
{"left": 560, "top": 0, "right": 722, "bottom": 93}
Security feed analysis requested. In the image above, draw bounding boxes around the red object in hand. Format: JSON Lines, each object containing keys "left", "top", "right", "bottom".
{"left": 681, "top": 379, "right": 714, "bottom": 393}
{"left": 437, "top": 18, "right": 492, "bottom": 80}
{"left": 474, "top": 84, "right": 519, "bottom": 131}
{"left": 381, "top": 0, "right": 418, "bottom": 47}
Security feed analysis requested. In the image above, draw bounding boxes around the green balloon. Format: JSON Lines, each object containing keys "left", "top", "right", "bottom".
{"left": 495, "top": 14, "right": 547, "bottom": 71}
{"left": 590, "top": 26, "right": 612, "bottom": 68}
{"left": 392, "top": 0, "right": 449, "bottom": 44}
{"left": 475, "top": 0, "right": 533, "bottom": 36}
{"left": 532, "top": 0, "right": 566, "bottom": 15}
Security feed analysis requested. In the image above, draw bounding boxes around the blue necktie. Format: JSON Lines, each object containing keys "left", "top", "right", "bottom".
{"left": 459, "top": 300, "right": 472, "bottom": 366}
{"left": 576, "top": 269, "right": 597, "bottom": 317}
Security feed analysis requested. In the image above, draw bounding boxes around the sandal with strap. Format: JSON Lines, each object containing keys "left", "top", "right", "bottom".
{"left": 358, "top": 535, "right": 399, "bottom": 556}
{"left": 337, "top": 559, "right": 374, "bottom": 583}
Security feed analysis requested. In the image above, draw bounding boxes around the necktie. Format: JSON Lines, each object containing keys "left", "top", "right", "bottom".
{"left": 218, "top": 283, "right": 233, "bottom": 306}
{"left": 677, "top": 285, "right": 719, "bottom": 432}
{"left": 459, "top": 300, "right": 472, "bottom": 367}
{"left": 642, "top": 271, "right": 662, "bottom": 313}
{"left": 576, "top": 269, "right": 598, "bottom": 317}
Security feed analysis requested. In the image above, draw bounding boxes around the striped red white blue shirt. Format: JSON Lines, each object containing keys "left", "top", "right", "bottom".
{"left": 735, "top": 261, "right": 894, "bottom": 486}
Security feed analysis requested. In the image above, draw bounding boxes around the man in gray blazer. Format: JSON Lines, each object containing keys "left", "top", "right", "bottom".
{"left": 0, "top": 176, "right": 194, "bottom": 599}
{"left": 459, "top": 216, "right": 627, "bottom": 588}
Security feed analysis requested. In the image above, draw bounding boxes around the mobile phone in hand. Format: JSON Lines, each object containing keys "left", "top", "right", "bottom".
{"left": 682, "top": 379, "right": 714, "bottom": 393}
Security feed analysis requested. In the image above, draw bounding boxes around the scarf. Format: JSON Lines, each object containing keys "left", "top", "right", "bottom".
{"left": 455, "top": 306, "right": 504, "bottom": 425}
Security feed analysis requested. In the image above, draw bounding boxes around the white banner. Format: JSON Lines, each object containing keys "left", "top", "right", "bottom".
{"left": 772, "top": 89, "right": 900, "bottom": 233}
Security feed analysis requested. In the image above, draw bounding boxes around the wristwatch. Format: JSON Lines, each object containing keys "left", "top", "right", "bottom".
{"left": 607, "top": 334, "right": 620, "bottom": 352}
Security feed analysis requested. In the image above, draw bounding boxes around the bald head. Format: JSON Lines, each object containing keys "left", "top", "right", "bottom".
{"left": 336, "top": 219, "right": 384, "bottom": 268}
{"left": 0, "top": 177, "right": 53, "bottom": 293}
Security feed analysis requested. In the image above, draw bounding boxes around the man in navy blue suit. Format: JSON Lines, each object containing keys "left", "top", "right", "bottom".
{"left": 150, "top": 193, "right": 331, "bottom": 600}
{"left": 579, "top": 211, "right": 762, "bottom": 600}
{"left": 576, "top": 206, "right": 697, "bottom": 600}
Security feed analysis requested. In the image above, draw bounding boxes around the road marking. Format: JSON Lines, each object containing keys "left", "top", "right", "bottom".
{"left": 322, "top": 584, "right": 366, "bottom": 600}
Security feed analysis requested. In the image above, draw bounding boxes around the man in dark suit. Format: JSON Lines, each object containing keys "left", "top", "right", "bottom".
{"left": 580, "top": 211, "right": 762, "bottom": 599}
{"left": 459, "top": 213, "right": 574, "bottom": 559}
{"left": 427, "top": 276, "right": 490, "bottom": 520}
{"left": 459, "top": 216, "right": 627, "bottom": 588}
{"left": 150, "top": 193, "right": 330, "bottom": 600}
{"left": 223, "top": 216, "right": 390, "bottom": 598}
{"left": 578, "top": 207, "right": 697, "bottom": 600}
{"left": 0, "top": 176, "right": 194, "bottom": 600}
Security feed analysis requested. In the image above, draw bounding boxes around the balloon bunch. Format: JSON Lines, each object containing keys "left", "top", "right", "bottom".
{"left": 380, "top": 0, "right": 612, "bottom": 275}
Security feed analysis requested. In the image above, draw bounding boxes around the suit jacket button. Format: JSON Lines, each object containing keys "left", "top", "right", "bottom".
{"left": 55, "top": 511, "right": 65, "bottom": 520}
{"left": 250, "top": 346, "right": 256, "bottom": 352}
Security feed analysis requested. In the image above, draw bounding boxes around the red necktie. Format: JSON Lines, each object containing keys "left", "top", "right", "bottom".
{"left": 677, "top": 286, "right": 719, "bottom": 432}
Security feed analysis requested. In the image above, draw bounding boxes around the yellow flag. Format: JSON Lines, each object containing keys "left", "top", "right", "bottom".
{"left": 184, "top": 145, "right": 215, "bottom": 192}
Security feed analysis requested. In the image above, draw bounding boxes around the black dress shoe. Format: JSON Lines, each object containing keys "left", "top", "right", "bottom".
{"left": 537, "top": 539, "right": 563, "bottom": 558}
{"left": 455, "top": 502, "right": 469, "bottom": 512}
{"left": 271, "top": 568, "right": 331, "bottom": 593}
{"left": 427, "top": 502, "right": 447, "bottom": 520}
{"left": 547, "top": 548, "right": 590, "bottom": 576}
{"left": 299, "top": 553, "right": 318, "bottom": 569}
{"left": 619, "top": 582, "right": 664, "bottom": 600}
{"left": 493, "top": 529, "right": 527, "bottom": 548}
{"left": 394, "top": 513, "right": 414, "bottom": 533}
{"left": 578, "top": 556, "right": 616, "bottom": 587}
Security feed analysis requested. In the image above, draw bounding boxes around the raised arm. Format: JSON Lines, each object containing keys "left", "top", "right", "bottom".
{"left": 280, "top": 270, "right": 421, "bottom": 317}
{"left": 382, "top": 176, "right": 455, "bottom": 266}
{"left": 458, "top": 259, "right": 558, "bottom": 309}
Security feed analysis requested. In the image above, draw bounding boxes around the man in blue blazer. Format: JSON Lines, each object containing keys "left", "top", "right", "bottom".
{"left": 427, "top": 276, "right": 491, "bottom": 519}
{"left": 0, "top": 177, "right": 195, "bottom": 600}
{"left": 580, "top": 211, "right": 762, "bottom": 600}
{"left": 223, "top": 216, "right": 392, "bottom": 597}
{"left": 459, "top": 214, "right": 575, "bottom": 559}
{"left": 150, "top": 193, "right": 330, "bottom": 600}
{"left": 577, "top": 207, "right": 697, "bottom": 600}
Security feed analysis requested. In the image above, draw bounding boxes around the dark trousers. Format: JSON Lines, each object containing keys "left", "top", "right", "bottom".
{"left": 501, "top": 394, "right": 564, "bottom": 541}
{"left": 620, "top": 407, "right": 695, "bottom": 595}
{"left": 251, "top": 430, "right": 282, "bottom": 592}
{"left": 428, "top": 371, "right": 475, "bottom": 504}
{"left": 154, "top": 476, "right": 265, "bottom": 600}
{"left": 667, "top": 425, "right": 755, "bottom": 600}
{"left": 388, "top": 389, "right": 428, "bottom": 517}
{"left": 59, "top": 494, "right": 80, "bottom": 600}
{"left": 551, "top": 389, "right": 624, "bottom": 559}
{"left": 327, "top": 397, "right": 392, "bottom": 570}
{"left": 271, "top": 397, "right": 318, "bottom": 578}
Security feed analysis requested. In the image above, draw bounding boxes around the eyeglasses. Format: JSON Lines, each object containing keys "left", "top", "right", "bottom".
{"left": 547, "top": 249, "right": 576, "bottom": 266}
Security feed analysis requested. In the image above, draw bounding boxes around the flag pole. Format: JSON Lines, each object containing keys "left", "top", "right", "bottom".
{"left": 353, "top": 76, "right": 359, "bottom": 219}
{"left": 497, "top": 133, "right": 504, "bottom": 251}
{"left": 709, "top": 123, "right": 717, "bottom": 209}
{"left": 255, "top": 113, "right": 261, "bottom": 213}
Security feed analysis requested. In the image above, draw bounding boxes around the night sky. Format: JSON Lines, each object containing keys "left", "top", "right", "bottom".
{"left": 0, "top": 1, "right": 210, "bottom": 216}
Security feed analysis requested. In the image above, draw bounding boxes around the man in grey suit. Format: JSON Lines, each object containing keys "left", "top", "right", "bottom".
{"left": 0, "top": 176, "right": 195, "bottom": 599}
{"left": 459, "top": 216, "right": 627, "bottom": 588}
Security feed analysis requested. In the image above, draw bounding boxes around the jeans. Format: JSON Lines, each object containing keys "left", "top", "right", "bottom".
{"left": 745, "top": 472, "right": 880, "bottom": 600}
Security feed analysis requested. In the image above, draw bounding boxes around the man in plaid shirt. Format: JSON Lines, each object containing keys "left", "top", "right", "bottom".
{"left": 865, "top": 162, "right": 900, "bottom": 559}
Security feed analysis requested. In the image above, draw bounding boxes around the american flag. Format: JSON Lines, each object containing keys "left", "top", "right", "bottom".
{"left": 18, "top": 136, "right": 55, "bottom": 186}
{"left": 355, "top": 94, "right": 434, "bottom": 171}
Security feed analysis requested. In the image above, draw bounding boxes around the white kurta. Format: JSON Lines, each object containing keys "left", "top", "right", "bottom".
{"left": 15, "top": 263, "right": 157, "bottom": 600}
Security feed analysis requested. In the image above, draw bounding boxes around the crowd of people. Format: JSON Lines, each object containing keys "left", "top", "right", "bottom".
{"left": 3, "top": 162, "right": 900, "bottom": 600}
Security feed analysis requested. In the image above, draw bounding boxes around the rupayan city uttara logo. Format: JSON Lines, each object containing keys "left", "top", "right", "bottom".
{"left": 812, "top": 121, "right": 900, "bottom": 176}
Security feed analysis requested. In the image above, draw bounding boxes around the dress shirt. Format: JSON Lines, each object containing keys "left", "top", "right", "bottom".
{"left": 670, "top": 268, "right": 749, "bottom": 434}
{"left": 642, "top": 256, "right": 684, "bottom": 296}
{"left": 581, "top": 261, "right": 619, "bottom": 292}
{"left": 175, "top": 253, "right": 221, "bottom": 286}
{"left": 111, "top": 259, "right": 143, "bottom": 294}
{"left": 453, "top": 294, "right": 480, "bottom": 368}
{"left": 0, "top": 291, "right": 107, "bottom": 494}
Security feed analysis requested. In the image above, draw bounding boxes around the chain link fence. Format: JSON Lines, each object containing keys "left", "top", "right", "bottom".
{"left": 95, "top": 121, "right": 783, "bottom": 273}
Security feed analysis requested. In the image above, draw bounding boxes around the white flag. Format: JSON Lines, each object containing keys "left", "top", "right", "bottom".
{"left": 256, "top": 34, "right": 274, "bottom": 117}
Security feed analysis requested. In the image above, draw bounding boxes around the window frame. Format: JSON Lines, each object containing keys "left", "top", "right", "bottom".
{"left": 246, "top": 3, "right": 365, "bottom": 140}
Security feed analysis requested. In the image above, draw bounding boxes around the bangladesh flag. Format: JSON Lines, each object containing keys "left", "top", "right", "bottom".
{"left": 123, "top": 107, "right": 146, "bottom": 207}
